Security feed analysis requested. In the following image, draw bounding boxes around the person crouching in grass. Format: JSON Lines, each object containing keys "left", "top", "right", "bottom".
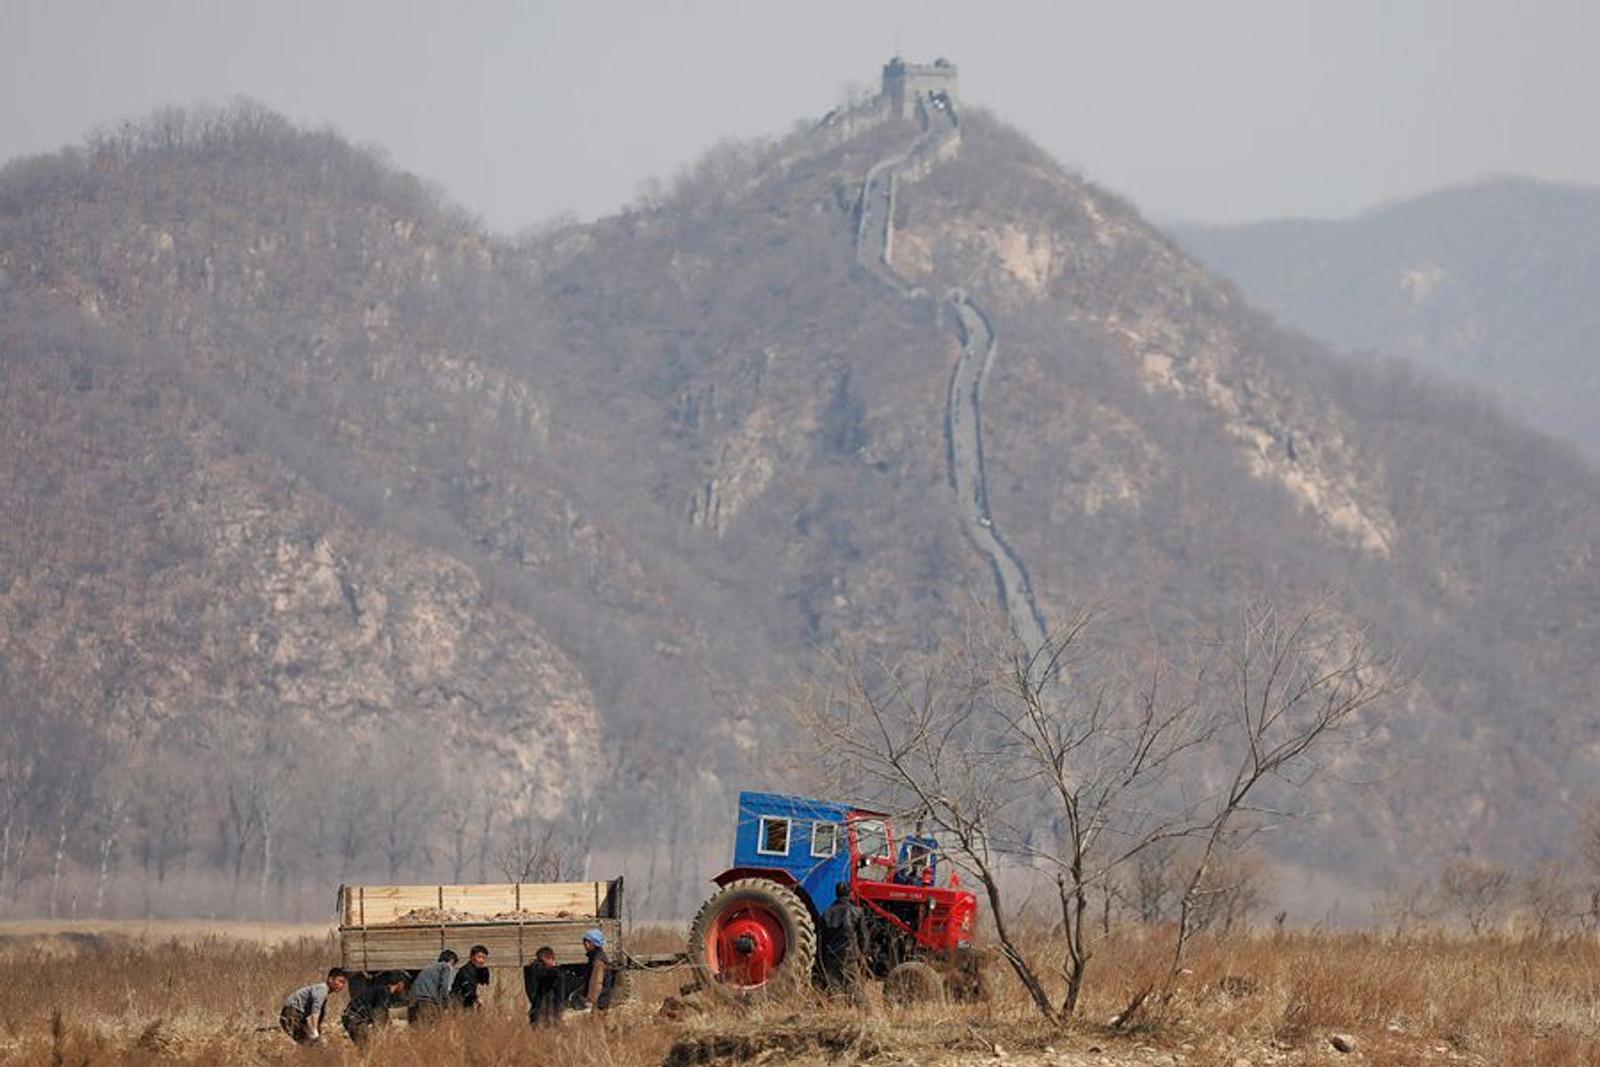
{"left": 407, "top": 949, "right": 459, "bottom": 1024}
{"left": 342, "top": 971, "right": 409, "bottom": 1045}
{"left": 279, "top": 967, "right": 347, "bottom": 1044}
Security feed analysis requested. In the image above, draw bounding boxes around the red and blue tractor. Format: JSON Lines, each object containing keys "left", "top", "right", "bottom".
{"left": 687, "top": 791, "right": 983, "bottom": 998}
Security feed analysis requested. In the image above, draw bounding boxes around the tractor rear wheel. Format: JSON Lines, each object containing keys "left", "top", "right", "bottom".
{"left": 688, "top": 878, "right": 816, "bottom": 996}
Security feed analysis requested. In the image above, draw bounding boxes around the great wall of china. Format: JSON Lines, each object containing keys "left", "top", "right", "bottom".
{"left": 850, "top": 59, "right": 1050, "bottom": 658}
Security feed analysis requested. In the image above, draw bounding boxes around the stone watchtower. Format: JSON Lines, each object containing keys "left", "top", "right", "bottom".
{"left": 881, "top": 56, "right": 958, "bottom": 119}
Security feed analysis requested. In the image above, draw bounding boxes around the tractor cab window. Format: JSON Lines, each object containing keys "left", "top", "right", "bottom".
{"left": 851, "top": 818, "right": 893, "bottom": 880}
{"left": 757, "top": 816, "right": 791, "bottom": 856}
{"left": 895, "top": 840, "right": 936, "bottom": 885}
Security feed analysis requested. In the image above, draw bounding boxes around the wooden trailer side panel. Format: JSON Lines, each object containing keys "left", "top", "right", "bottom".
{"left": 338, "top": 919, "right": 621, "bottom": 972}
{"left": 339, "top": 881, "right": 618, "bottom": 926}
{"left": 336, "top": 878, "right": 624, "bottom": 973}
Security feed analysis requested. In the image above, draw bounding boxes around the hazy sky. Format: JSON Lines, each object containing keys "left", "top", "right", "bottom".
{"left": 4, "top": 1, "right": 1598, "bottom": 234}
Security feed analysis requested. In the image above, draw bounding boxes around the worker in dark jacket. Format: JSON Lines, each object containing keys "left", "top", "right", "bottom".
{"left": 450, "top": 945, "right": 491, "bottom": 1009}
{"left": 523, "top": 945, "right": 564, "bottom": 1027}
{"left": 279, "top": 967, "right": 347, "bottom": 1044}
{"left": 341, "top": 971, "right": 408, "bottom": 1045}
{"left": 407, "top": 949, "right": 458, "bottom": 1024}
{"left": 820, "top": 882, "right": 869, "bottom": 997}
{"left": 575, "top": 928, "right": 617, "bottom": 1011}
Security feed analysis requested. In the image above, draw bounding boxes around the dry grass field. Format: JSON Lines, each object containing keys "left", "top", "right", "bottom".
{"left": 0, "top": 921, "right": 1596, "bottom": 1065}
{"left": 0, "top": 919, "right": 332, "bottom": 948}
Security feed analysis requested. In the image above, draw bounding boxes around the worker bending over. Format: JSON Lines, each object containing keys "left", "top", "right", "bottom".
{"left": 279, "top": 967, "right": 347, "bottom": 1044}
{"left": 407, "top": 949, "right": 459, "bottom": 1024}
{"left": 341, "top": 971, "right": 408, "bottom": 1045}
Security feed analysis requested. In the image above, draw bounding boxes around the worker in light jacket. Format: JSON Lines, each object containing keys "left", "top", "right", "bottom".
{"left": 407, "top": 949, "right": 458, "bottom": 1024}
{"left": 279, "top": 967, "right": 347, "bottom": 1044}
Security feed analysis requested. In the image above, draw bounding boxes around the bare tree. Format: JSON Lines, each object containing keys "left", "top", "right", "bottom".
{"left": 1578, "top": 794, "right": 1600, "bottom": 927}
{"left": 369, "top": 730, "right": 445, "bottom": 879}
{"left": 1518, "top": 860, "right": 1572, "bottom": 938}
{"left": 211, "top": 764, "right": 260, "bottom": 890}
{"left": 1373, "top": 870, "right": 1438, "bottom": 933}
{"left": 45, "top": 768, "right": 90, "bottom": 919}
{"left": 134, "top": 751, "right": 197, "bottom": 887}
{"left": 0, "top": 706, "right": 46, "bottom": 907}
{"left": 90, "top": 765, "right": 133, "bottom": 915}
{"left": 302, "top": 756, "right": 377, "bottom": 877}
{"left": 251, "top": 728, "right": 297, "bottom": 913}
{"left": 1132, "top": 839, "right": 1181, "bottom": 924}
{"left": 796, "top": 631, "right": 1060, "bottom": 1019}
{"left": 496, "top": 818, "right": 577, "bottom": 883}
{"left": 1437, "top": 857, "right": 1513, "bottom": 935}
{"left": 1185, "top": 850, "right": 1271, "bottom": 934}
{"left": 1153, "top": 598, "right": 1402, "bottom": 1013}
{"left": 446, "top": 790, "right": 486, "bottom": 882}
{"left": 202, "top": 721, "right": 301, "bottom": 914}
{"left": 988, "top": 611, "right": 1219, "bottom": 1017}
{"left": 42, "top": 724, "right": 101, "bottom": 918}
{"left": 798, "top": 596, "right": 1401, "bottom": 1025}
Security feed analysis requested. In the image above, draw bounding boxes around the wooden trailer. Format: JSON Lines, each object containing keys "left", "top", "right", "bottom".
{"left": 337, "top": 878, "right": 624, "bottom": 974}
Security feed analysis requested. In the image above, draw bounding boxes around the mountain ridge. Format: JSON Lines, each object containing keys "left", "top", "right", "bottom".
{"left": 1173, "top": 176, "right": 1600, "bottom": 461}
{"left": 2, "top": 98, "right": 1597, "bottom": 918}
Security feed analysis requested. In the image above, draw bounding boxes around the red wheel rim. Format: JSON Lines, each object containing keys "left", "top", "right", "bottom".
{"left": 706, "top": 900, "right": 788, "bottom": 988}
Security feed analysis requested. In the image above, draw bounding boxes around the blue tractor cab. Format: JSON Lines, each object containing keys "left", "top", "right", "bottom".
{"left": 688, "top": 790, "right": 980, "bottom": 995}
{"left": 729, "top": 791, "right": 857, "bottom": 911}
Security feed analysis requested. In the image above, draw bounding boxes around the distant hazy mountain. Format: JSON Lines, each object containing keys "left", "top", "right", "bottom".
{"left": 1173, "top": 178, "right": 1600, "bottom": 460}
{"left": 4, "top": 102, "right": 1600, "bottom": 919}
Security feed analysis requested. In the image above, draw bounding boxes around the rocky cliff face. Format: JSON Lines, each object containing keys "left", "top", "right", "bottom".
{"left": 3, "top": 103, "right": 1599, "bottom": 917}
{"left": 0, "top": 287, "right": 604, "bottom": 826}
{"left": 0, "top": 116, "right": 622, "bottom": 912}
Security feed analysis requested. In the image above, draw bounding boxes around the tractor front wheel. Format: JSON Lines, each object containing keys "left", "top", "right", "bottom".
{"left": 688, "top": 878, "right": 816, "bottom": 996}
{"left": 884, "top": 960, "right": 946, "bottom": 1007}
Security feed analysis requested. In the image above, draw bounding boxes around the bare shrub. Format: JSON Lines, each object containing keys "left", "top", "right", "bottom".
{"left": 1186, "top": 850, "right": 1272, "bottom": 934}
{"left": 1437, "top": 857, "right": 1513, "bottom": 934}
{"left": 1517, "top": 859, "right": 1572, "bottom": 938}
{"left": 495, "top": 822, "right": 577, "bottom": 884}
{"left": 1579, "top": 793, "right": 1600, "bottom": 927}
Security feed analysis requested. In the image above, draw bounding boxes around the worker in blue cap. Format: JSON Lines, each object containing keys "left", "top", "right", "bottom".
{"left": 575, "top": 928, "right": 617, "bottom": 1012}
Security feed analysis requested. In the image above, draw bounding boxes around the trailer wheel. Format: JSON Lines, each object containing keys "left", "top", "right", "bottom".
{"left": 688, "top": 878, "right": 816, "bottom": 996}
{"left": 884, "top": 960, "right": 946, "bottom": 1007}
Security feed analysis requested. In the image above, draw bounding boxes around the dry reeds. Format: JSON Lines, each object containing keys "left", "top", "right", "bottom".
{"left": 1, "top": 923, "right": 1597, "bottom": 1064}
